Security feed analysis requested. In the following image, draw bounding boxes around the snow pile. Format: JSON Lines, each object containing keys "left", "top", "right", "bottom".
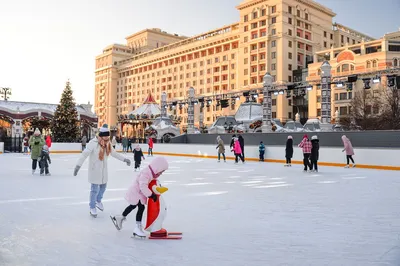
{"left": 235, "top": 103, "right": 262, "bottom": 123}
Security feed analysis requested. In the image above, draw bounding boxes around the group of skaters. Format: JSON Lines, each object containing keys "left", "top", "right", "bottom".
{"left": 215, "top": 133, "right": 356, "bottom": 172}
{"left": 23, "top": 128, "right": 52, "bottom": 176}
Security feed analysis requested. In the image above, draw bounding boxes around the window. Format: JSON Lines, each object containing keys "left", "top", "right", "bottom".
{"left": 271, "top": 17, "right": 276, "bottom": 24}
{"left": 244, "top": 37, "right": 248, "bottom": 43}
{"left": 231, "top": 54, "right": 235, "bottom": 59}
{"left": 271, "top": 63, "right": 276, "bottom": 70}
{"left": 271, "top": 40, "right": 276, "bottom": 47}
{"left": 324, "top": 31, "right": 327, "bottom": 38}
{"left": 259, "top": 42, "right": 266, "bottom": 48}
{"left": 252, "top": 33, "right": 258, "bottom": 39}
{"left": 317, "top": 109, "right": 321, "bottom": 117}
{"left": 305, "top": 13, "right": 309, "bottom": 20}
{"left": 297, "top": 20, "right": 301, "bottom": 27}
{"left": 348, "top": 92, "right": 352, "bottom": 99}
{"left": 261, "top": 9, "right": 266, "bottom": 16}
{"left": 330, "top": 33, "right": 333, "bottom": 40}
{"left": 251, "top": 22, "right": 258, "bottom": 29}
{"left": 339, "top": 93, "right": 347, "bottom": 100}
{"left": 260, "top": 20, "right": 266, "bottom": 26}
{"left": 272, "top": 29, "right": 276, "bottom": 35}
{"left": 341, "top": 35, "right": 344, "bottom": 43}
{"left": 272, "top": 52, "right": 276, "bottom": 59}
{"left": 373, "top": 60, "right": 377, "bottom": 68}
{"left": 288, "top": 76, "right": 292, "bottom": 82}
{"left": 340, "top": 106, "right": 347, "bottom": 115}
{"left": 272, "top": 6, "right": 276, "bottom": 13}
{"left": 347, "top": 37, "right": 350, "bottom": 43}
{"left": 288, "top": 18, "right": 292, "bottom": 24}
{"left": 288, "top": 41, "right": 292, "bottom": 47}
{"left": 288, "top": 99, "right": 292, "bottom": 106}
{"left": 297, "top": 9, "right": 301, "bottom": 17}
{"left": 261, "top": 31, "right": 267, "bottom": 37}
{"left": 394, "top": 58, "right": 398, "bottom": 67}
{"left": 288, "top": 6, "right": 292, "bottom": 14}
{"left": 353, "top": 40, "right": 356, "bottom": 45}
{"left": 288, "top": 29, "right": 292, "bottom": 36}
{"left": 335, "top": 93, "right": 338, "bottom": 101}
{"left": 244, "top": 26, "right": 248, "bottom": 32}
{"left": 317, "top": 96, "right": 321, "bottom": 103}
{"left": 244, "top": 69, "right": 248, "bottom": 75}
{"left": 260, "top": 53, "right": 266, "bottom": 59}
{"left": 244, "top": 15, "right": 248, "bottom": 22}
{"left": 272, "top": 99, "right": 277, "bottom": 106}
{"left": 272, "top": 112, "right": 277, "bottom": 118}
{"left": 253, "top": 11, "right": 258, "bottom": 19}
{"left": 367, "top": 61, "right": 371, "bottom": 68}
{"left": 288, "top": 52, "right": 292, "bottom": 59}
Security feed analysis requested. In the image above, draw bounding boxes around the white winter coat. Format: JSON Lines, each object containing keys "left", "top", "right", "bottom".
{"left": 76, "top": 138, "right": 126, "bottom": 184}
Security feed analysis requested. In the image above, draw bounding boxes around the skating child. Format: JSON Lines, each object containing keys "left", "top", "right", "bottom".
{"left": 23, "top": 136, "right": 29, "bottom": 155}
{"left": 285, "top": 136, "right": 293, "bottom": 166}
{"left": 133, "top": 145, "right": 145, "bottom": 171}
{"left": 110, "top": 157, "right": 169, "bottom": 237}
{"left": 259, "top": 141, "right": 265, "bottom": 162}
{"left": 148, "top": 137, "right": 154, "bottom": 156}
{"left": 29, "top": 128, "right": 45, "bottom": 175}
{"left": 342, "top": 135, "right": 356, "bottom": 168}
{"left": 310, "top": 135, "right": 320, "bottom": 172}
{"left": 216, "top": 136, "right": 226, "bottom": 162}
{"left": 38, "top": 145, "right": 51, "bottom": 176}
{"left": 73, "top": 124, "right": 131, "bottom": 218}
{"left": 233, "top": 137, "right": 244, "bottom": 164}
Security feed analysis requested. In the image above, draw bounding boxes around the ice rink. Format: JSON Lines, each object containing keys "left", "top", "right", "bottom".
{"left": 1, "top": 153, "right": 400, "bottom": 266}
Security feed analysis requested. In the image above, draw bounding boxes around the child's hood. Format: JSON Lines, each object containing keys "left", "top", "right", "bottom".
{"left": 149, "top": 157, "right": 169, "bottom": 177}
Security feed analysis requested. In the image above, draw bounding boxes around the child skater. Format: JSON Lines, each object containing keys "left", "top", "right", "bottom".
{"left": 259, "top": 141, "right": 265, "bottom": 162}
{"left": 38, "top": 145, "right": 51, "bottom": 176}
{"left": 310, "top": 135, "right": 320, "bottom": 172}
{"left": 110, "top": 157, "right": 169, "bottom": 238}
{"left": 133, "top": 145, "right": 145, "bottom": 171}
{"left": 285, "top": 136, "right": 293, "bottom": 167}
{"left": 73, "top": 124, "right": 131, "bottom": 218}
{"left": 233, "top": 137, "right": 244, "bottom": 164}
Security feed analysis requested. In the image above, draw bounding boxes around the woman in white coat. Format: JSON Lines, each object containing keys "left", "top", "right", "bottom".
{"left": 73, "top": 124, "right": 131, "bottom": 217}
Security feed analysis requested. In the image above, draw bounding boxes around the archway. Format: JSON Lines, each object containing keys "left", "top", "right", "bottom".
{"left": 22, "top": 116, "right": 52, "bottom": 135}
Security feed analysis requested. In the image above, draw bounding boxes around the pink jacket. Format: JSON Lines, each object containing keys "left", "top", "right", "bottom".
{"left": 125, "top": 157, "right": 169, "bottom": 205}
{"left": 342, "top": 136, "right": 354, "bottom": 155}
{"left": 233, "top": 140, "right": 242, "bottom": 154}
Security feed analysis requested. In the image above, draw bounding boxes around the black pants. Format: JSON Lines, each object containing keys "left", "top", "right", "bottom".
{"left": 235, "top": 153, "right": 244, "bottom": 163}
{"left": 346, "top": 155, "right": 355, "bottom": 165}
{"left": 122, "top": 202, "right": 145, "bottom": 222}
{"left": 134, "top": 160, "right": 141, "bottom": 169}
{"left": 148, "top": 148, "right": 153, "bottom": 156}
{"left": 310, "top": 160, "right": 318, "bottom": 171}
{"left": 241, "top": 149, "right": 245, "bottom": 161}
{"left": 286, "top": 157, "right": 291, "bottom": 164}
{"left": 259, "top": 151, "right": 265, "bottom": 161}
{"left": 39, "top": 161, "right": 49, "bottom": 174}
{"left": 32, "top": 159, "right": 38, "bottom": 170}
{"left": 303, "top": 154, "right": 312, "bottom": 170}
{"left": 218, "top": 153, "right": 226, "bottom": 161}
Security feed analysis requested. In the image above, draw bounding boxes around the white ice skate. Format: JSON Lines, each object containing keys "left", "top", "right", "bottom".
{"left": 96, "top": 202, "right": 104, "bottom": 211}
{"left": 110, "top": 215, "right": 126, "bottom": 230}
{"left": 90, "top": 208, "right": 97, "bottom": 218}
{"left": 132, "top": 222, "right": 146, "bottom": 238}
{"left": 46, "top": 173, "right": 51, "bottom": 176}
{"left": 344, "top": 165, "right": 350, "bottom": 168}
{"left": 32, "top": 169, "right": 35, "bottom": 175}
{"left": 352, "top": 164, "right": 356, "bottom": 168}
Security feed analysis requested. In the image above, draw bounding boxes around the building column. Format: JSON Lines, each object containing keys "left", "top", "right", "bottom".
{"left": 161, "top": 92, "right": 167, "bottom": 118}
{"left": 320, "top": 61, "right": 332, "bottom": 125}
{"left": 261, "top": 73, "right": 273, "bottom": 133}
{"left": 187, "top": 87, "right": 195, "bottom": 134}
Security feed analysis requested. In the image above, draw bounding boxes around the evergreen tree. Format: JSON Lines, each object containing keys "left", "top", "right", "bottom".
{"left": 51, "top": 81, "right": 80, "bottom": 142}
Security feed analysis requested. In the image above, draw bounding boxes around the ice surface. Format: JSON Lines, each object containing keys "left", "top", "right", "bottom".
{"left": 1, "top": 153, "right": 400, "bottom": 266}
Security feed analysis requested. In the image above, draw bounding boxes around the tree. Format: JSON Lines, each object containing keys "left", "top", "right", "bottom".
{"left": 51, "top": 81, "right": 80, "bottom": 142}
{"left": 380, "top": 85, "right": 400, "bottom": 129}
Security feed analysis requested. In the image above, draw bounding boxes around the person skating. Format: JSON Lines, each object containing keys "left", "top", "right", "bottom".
{"left": 216, "top": 136, "right": 226, "bottom": 162}
{"left": 127, "top": 138, "right": 133, "bottom": 152}
{"left": 45, "top": 134, "right": 52, "bottom": 151}
{"left": 238, "top": 134, "right": 245, "bottom": 161}
{"left": 342, "top": 135, "right": 356, "bottom": 168}
{"left": 29, "top": 128, "right": 45, "bottom": 175}
{"left": 285, "top": 136, "right": 293, "bottom": 167}
{"left": 110, "top": 157, "right": 169, "bottom": 237}
{"left": 38, "top": 145, "right": 51, "bottom": 176}
{"left": 259, "top": 141, "right": 265, "bottom": 162}
{"left": 310, "top": 135, "right": 320, "bottom": 172}
{"left": 233, "top": 137, "right": 244, "bottom": 164}
{"left": 298, "top": 134, "right": 312, "bottom": 172}
{"left": 111, "top": 136, "right": 117, "bottom": 149}
{"left": 229, "top": 134, "right": 236, "bottom": 151}
{"left": 133, "top": 145, "right": 145, "bottom": 171}
{"left": 148, "top": 137, "right": 154, "bottom": 156}
{"left": 73, "top": 124, "right": 131, "bottom": 218}
{"left": 23, "top": 135, "right": 29, "bottom": 155}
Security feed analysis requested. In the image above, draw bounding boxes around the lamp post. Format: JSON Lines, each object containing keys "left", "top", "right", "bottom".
{"left": 320, "top": 61, "right": 332, "bottom": 126}
{"left": 187, "top": 87, "right": 195, "bottom": 134}
{"left": 0, "top": 87, "right": 12, "bottom": 101}
{"left": 161, "top": 92, "right": 167, "bottom": 118}
{"left": 261, "top": 72, "right": 273, "bottom": 133}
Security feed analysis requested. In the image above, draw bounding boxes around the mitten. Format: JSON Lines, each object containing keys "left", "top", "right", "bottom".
{"left": 73, "top": 165, "right": 81, "bottom": 176}
{"left": 149, "top": 193, "right": 157, "bottom": 202}
{"left": 124, "top": 158, "right": 131, "bottom": 166}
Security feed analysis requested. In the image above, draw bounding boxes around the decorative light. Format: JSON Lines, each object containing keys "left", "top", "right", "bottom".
{"left": 273, "top": 91, "right": 279, "bottom": 96}
{"left": 372, "top": 76, "right": 380, "bottom": 84}
{"left": 306, "top": 86, "right": 313, "bottom": 91}
{"left": 336, "top": 82, "right": 344, "bottom": 88}
{"left": 263, "top": 72, "right": 273, "bottom": 87}
{"left": 278, "top": 90, "right": 284, "bottom": 95}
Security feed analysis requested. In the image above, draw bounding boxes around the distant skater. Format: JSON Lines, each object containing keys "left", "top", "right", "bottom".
{"left": 310, "top": 135, "right": 319, "bottom": 172}
{"left": 342, "top": 135, "right": 356, "bottom": 168}
{"left": 298, "top": 134, "right": 312, "bottom": 172}
{"left": 285, "top": 136, "right": 293, "bottom": 167}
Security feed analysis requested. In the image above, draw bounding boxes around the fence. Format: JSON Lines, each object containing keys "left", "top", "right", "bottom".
{"left": 3, "top": 137, "right": 23, "bottom": 153}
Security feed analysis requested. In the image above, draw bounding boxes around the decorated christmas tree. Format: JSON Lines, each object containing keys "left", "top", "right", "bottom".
{"left": 51, "top": 80, "right": 80, "bottom": 142}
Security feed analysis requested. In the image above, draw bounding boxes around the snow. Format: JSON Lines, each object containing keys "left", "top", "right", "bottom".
{"left": 235, "top": 103, "right": 263, "bottom": 123}
{"left": 1, "top": 153, "right": 400, "bottom": 265}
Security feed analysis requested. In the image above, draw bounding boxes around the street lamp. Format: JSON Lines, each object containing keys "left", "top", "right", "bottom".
{"left": 261, "top": 72, "right": 273, "bottom": 133}
{"left": 0, "top": 87, "right": 12, "bottom": 101}
{"left": 320, "top": 61, "right": 332, "bottom": 127}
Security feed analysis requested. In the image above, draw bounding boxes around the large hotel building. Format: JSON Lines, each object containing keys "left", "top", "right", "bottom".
{"left": 94, "top": 0, "right": 376, "bottom": 130}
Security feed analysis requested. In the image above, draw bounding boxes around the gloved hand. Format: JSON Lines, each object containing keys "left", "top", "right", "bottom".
{"left": 34, "top": 141, "right": 39, "bottom": 145}
{"left": 149, "top": 193, "right": 157, "bottom": 202}
{"left": 124, "top": 158, "right": 131, "bottom": 166}
{"left": 73, "top": 165, "right": 81, "bottom": 176}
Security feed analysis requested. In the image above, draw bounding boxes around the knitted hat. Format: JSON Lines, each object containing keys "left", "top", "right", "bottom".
{"left": 99, "top": 124, "right": 110, "bottom": 137}
{"left": 311, "top": 135, "right": 318, "bottom": 140}
{"left": 303, "top": 134, "right": 308, "bottom": 139}
{"left": 43, "top": 145, "right": 49, "bottom": 151}
{"left": 34, "top": 128, "right": 40, "bottom": 136}
{"left": 287, "top": 135, "right": 293, "bottom": 139}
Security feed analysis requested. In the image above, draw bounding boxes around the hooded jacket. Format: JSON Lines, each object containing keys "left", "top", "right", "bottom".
{"left": 125, "top": 157, "right": 169, "bottom": 205}
{"left": 342, "top": 135, "right": 354, "bottom": 156}
{"left": 285, "top": 139, "right": 293, "bottom": 158}
{"left": 310, "top": 139, "right": 320, "bottom": 161}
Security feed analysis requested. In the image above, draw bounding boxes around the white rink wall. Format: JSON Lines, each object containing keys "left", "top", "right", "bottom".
{"left": 0, "top": 142, "right": 3, "bottom": 153}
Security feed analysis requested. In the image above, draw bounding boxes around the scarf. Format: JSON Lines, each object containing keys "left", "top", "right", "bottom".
{"left": 98, "top": 136, "right": 111, "bottom": 161}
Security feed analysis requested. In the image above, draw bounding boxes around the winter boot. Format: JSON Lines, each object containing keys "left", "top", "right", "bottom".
{"left": 90, "top": 208, "right": 97, "bottom": 218}
{"left": 133, "top": 222, "right": 146, "bottom": 238}
{"left": 111, "top": 215, "right": 126, "bottom": 230}
{"left": 96, "top": 202, "right": 104, "bottom": 211}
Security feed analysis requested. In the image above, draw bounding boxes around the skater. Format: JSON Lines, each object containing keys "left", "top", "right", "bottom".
{"left": 81, "top": 135, "right": 87, "bottom": 152}
{"left": 111, "top": 136, "right": 117, "bottom": 149}
{"left": 133, "top": 145, "right": 145, "bottom": 171}
{"left": 148, "top": 137, "right": 154, "bottom": 156}
{"left": 298, "top": 134, "right": 312, "bottom": 172}
{"left": 38, "top": 145, "right": 51, "bottom": 176}
{"left": 229, "top": 134, "right": 236, "bottom": 151}
{"left": 122, "top": 137, "right": 128, "bottom": 153}
{"left": 259, "top": 141, "right": 265, "bottom": 162}
{"left": 238, "top": 134, "right": 245, "bottom": 161}
{"left": 342, "top": 135, "right": 356, "bottom": 168}
{"left": 110, "top": 157, "right": 169, "bottom": 238}
{"left": 216, "top": 136, "right": 226, "bottom": 162}
{"left": 310, "top": 135, "right": 319, "bottom": 172}
{"left": 45, "top": 134, "right": 52, "bottom": 151}
{"left": 73, "top": 124, "right": 131, "bottom": 218}
{"left": 233, "top": 137, "right": 244, "bottom": 164}
{"left": 127, "top": 137, "right": 133, "bottom": 152}
{"left": 23, "top": 135, "right": 29, "bottom": 155}
{"left": 29, "top": 128, "right": 45, "bottom": 175}
{"left": 285, "top": 136, "right": 293, "bottom": 166}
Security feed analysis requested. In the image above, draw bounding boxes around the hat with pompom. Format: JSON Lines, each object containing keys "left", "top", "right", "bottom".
{"left": 99, "top": 124, "right": 110, "bottom": 137}
{"left": 34, "top": 128, "right": 41, "bottom": 136}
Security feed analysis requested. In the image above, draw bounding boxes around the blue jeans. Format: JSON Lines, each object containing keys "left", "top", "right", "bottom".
{"left": 89, "top": 183, "right": 107, "bottom": 209}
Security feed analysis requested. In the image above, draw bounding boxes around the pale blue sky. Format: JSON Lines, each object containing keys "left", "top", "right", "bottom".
{"left": 0, "top": 0, "right": 398, "bottom": 106}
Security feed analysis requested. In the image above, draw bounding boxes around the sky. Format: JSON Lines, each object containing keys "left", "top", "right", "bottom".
{"left": 0, "top": 0, "right": 399, "bottom": 106}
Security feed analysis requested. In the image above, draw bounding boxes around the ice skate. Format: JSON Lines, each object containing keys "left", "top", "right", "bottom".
{"left": 40, "top": 173, "right": 44, "bottom": 176}
{"left": 45, "top": 173, "right": 51, "bottom": 176}
{"left": 96, "top": 201, "right": 104, "bottom": 211}
{"left": 352, "top": 164, "right": 356, "bottom": 168}
{"left": 90, "top": 208, "right": 97, "bottom": 218}
{"left": 110, "top": 215, "right": 126, "bottom": 230}
{"left": 344, "top": 165, "right": 350, "bottom": 168}
{"left": 217, "top": 160, "right": 220, "bottom": 163}
{"left": 284, "top": 164, "right": 288, "bottom": 167}
{"left": 132, "top": 222, "right": 146, "bottom": 238}
{"left": 32, "top": 169, "right": 35, "bottom": 175}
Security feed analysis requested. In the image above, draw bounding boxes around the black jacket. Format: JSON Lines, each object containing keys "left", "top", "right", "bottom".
{"left": 230, "top": 135, "right": 236, "bottom": 149}
{"left": 133, "top": 149, "right": 144, "bottom": 162}
{"left": 310, "top": 139, "right": 320, "bottom": 161}
{"left": 285, "top": 139, "right": 293, "bottom": 158}
{"left": 238, "top": 135, "right": 244, "bottom": 151}
{"left": 39, "top": 149, "right": 51, "bottom": 167}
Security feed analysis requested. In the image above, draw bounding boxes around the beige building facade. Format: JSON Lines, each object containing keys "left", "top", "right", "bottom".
{"left": 95, "top": 0, "right": 374, "bottom": 132}
{"left": 307, "top": 30, "right": 400, "bottom": 119}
